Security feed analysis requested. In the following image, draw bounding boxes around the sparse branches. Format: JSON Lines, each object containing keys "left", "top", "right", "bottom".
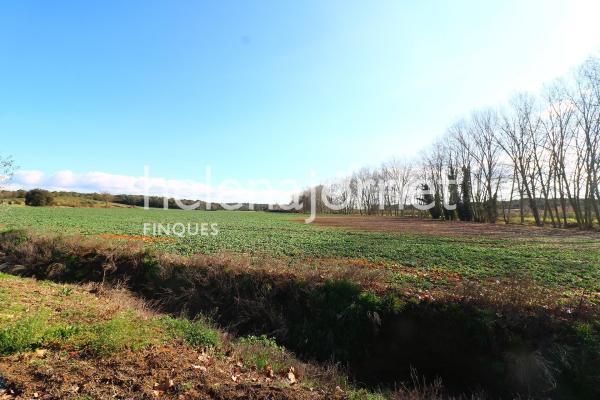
{"left": 0, "top": 156, "right": 16, "bottom": 189}
{"left": 294, "top": 56, "right": 600, "bottom": 228}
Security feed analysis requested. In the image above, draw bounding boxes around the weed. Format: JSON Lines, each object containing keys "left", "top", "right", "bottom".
{"left": 81, "top": 312, "right": 155, "bottom": 356}
{"left": 159, "top": 316, "right": 220, "bottom": 348}
{"left": 238, "top": 335, "right": 285, "bottom": 372}
{"left": 59, "top": 286, "right": 74, "bottom": 296}
{"left": 0, "top": 312, "right": 48, "bottom": 355}
{"left": 178, "top": 382, "right": 193, "bottom": 392}
{"left": 45, "top": 324, "right": 81, "bottom": 342}
{"left": 347, "top": 389, "right": 386, "bottom": 400}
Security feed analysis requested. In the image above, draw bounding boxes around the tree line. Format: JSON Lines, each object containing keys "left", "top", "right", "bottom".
{"left": 298, "top": 56, "right": 600, "bottom": 229}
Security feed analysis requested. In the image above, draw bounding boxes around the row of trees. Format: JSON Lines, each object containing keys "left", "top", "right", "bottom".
{"left": 298, "top": 56, "right": 600, "bottom": 228}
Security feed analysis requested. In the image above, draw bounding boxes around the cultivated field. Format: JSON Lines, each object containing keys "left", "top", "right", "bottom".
{"left": 2, "top": 206, "right": 600, "bottom": 398}
{"left": 0, "top": 206, "right": 598, "bottom": 294}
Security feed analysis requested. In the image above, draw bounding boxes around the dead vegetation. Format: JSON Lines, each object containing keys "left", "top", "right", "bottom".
{"left": 0, "top": 274, "right": 346, "bottom": 399}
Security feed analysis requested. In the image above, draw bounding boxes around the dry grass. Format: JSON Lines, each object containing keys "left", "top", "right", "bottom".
{"left": 0, "top": 273, "right": 349, "bottom": 399}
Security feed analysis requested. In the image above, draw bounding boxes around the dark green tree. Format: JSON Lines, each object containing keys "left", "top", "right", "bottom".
{"left": 457, "top": 166, "right": 473, "bottom": 221}
{"left": 418, "top": 184, "right": 443, "bottom": 219}
{"left": 444, "top": 169, "right": 460, "bottom": 220}
{"left": 25, "top": 189, "right": 54, "bottom": 206}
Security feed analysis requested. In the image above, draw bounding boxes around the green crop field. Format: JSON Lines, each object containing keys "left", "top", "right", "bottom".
{"left": 1, "top": 206, "right": 599, "bottom": 291}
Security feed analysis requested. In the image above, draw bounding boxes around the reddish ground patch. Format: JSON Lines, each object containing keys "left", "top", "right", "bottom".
{"left": 98, "top": 233, "right": 174, "bottom": 243}
{"left": 313, "top": 257, "right": 389, "bottom": 270}
{"left": 305, "top": 216, "right": 600, "bottom": 239}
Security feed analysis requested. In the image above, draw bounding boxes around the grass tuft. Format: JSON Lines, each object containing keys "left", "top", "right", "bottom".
{"left": 81, "top": 312, "right": 156, "bottom": 357}
{"left": 238, "top": 334, "right": 285, "bottom": 372}
{"left": 159, "top": 316, "right": 220, "bottom": 348}
{"left": 0, "top": 312, "right": 48, "bottom": 355}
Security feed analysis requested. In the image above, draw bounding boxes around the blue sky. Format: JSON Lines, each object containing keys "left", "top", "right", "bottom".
{"left": 2, "top": 1, "right": 600, "bottom": 202}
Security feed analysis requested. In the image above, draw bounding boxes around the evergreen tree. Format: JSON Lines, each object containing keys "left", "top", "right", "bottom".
{"left": 457, "top": 167, "right": 473, "bottom": 221}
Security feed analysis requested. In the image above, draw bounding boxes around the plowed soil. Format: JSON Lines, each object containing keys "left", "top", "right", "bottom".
{"left": 310, "top": 216, "right": 600, "bottom": 239}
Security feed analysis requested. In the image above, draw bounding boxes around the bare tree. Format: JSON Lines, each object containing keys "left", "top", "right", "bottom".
{"left": 569, "top": 57, "right": 600, "bottom": 227}
{"left": 541, "top": 80, "right": 576, "bottom": 227}
{"left": 384, "top": 157, "right": 414, "bottom": 215}
{"left": 294, "top": 56, "right": 600, "bottom": 229}
{"left": 101, "top": 191, "right": 114, "bottom": 208}
{"left": 497, "top": 94, "right": 544, "bottom": 226}
{"left": 0, "top": 156, "right": 16, "bottom": 189}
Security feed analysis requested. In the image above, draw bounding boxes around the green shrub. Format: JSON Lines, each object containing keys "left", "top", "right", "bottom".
{"left": 238, "top": 335, "right": 285, "bottom": 372}
{"left": 0, "top": 312, "right": 48, "bottom": 355}
{"left": 83, "top": 312, "right": 154, "bottom": 356}
{"left": 24, "top": 189, "right": 54, "bottom": 207}
{"left": 347, "top": 389, "right": 387, "bottom": 400}
{"left": 45, "top": 324, "right": 81, "bottom": 342}
{"left": 160, "top": 316, "right": 220, "bottom": 348}
{"left": 238, "top": 334, "right": 281, "bottom": 349}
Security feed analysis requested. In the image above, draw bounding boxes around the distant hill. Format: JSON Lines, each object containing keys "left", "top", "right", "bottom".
{"left": 0, "top": 189, "right": 289, "bottom": 211}
{"left": 0, "top": 190, "right": 128, "bottom": 208}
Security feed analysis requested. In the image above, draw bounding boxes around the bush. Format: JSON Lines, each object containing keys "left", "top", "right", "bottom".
{"left": 0, "top": 312, "right": 49, "bottom": 355}
{"left": 82, "top": 312, "right": 155, "bottom": 356}
{"left": 25, "top": 189, "right": 54, "bottom": 207}
{"left": 160, "top": 316, "right": 220, "bottom": 348}
{"left": 238, "top": 335, "right": 285, "bottom": 372}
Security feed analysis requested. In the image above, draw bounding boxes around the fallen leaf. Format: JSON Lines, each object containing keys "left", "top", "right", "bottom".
{"left": 34, "top": 349, "right": 48, "bottom": 358}
{"left": 192, "top": 364, "right": 207, "bottom": 372}
{"left": 198, "top": 351, "right": 211, "bottom": 363}
{"left": 287, "top": 367, "right": 296, "bottom": 384}
{"left": 264, "top": 365, "right": 274, "bottom": 378}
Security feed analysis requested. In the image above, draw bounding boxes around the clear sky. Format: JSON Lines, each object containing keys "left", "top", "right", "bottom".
{"left": 2, "top": 1, "right": 600, "bottom": 202}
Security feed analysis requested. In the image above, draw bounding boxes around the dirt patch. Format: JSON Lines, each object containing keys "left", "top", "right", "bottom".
{"left": 311, "top": 257, "right": 389, "bottom": 270}
{"left": 0, "top": 344, "right": 336, "bottom": 400}
{"left": 0, "top": 273, "right": 343, "bottom": 400}
{"left": 98, "top": 233, "right": 174, "bottom": 243}
{"left": 305, "top": 216, "right": 600, "bottom": 240}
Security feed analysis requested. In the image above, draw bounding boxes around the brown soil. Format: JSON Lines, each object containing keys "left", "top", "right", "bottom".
{"left": 305, "top": 216, "right": 600, "bottom": 239}
{"left": 0, "top": 344, "right": 338, "bottom": 400}
{"left": 0, "top": 273, "right": 343, "bottom": 400}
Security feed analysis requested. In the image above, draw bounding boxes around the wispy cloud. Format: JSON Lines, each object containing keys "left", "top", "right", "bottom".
{"left": 4, "top": 170, "right": 298, "bottom": 204}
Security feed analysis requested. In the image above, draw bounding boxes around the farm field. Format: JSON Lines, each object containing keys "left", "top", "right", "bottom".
{"left": 1, "top": 206, "right": 599, "bottom": 293}
{"left": 2, "top": 208, "right": 600, "bottom": 399}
